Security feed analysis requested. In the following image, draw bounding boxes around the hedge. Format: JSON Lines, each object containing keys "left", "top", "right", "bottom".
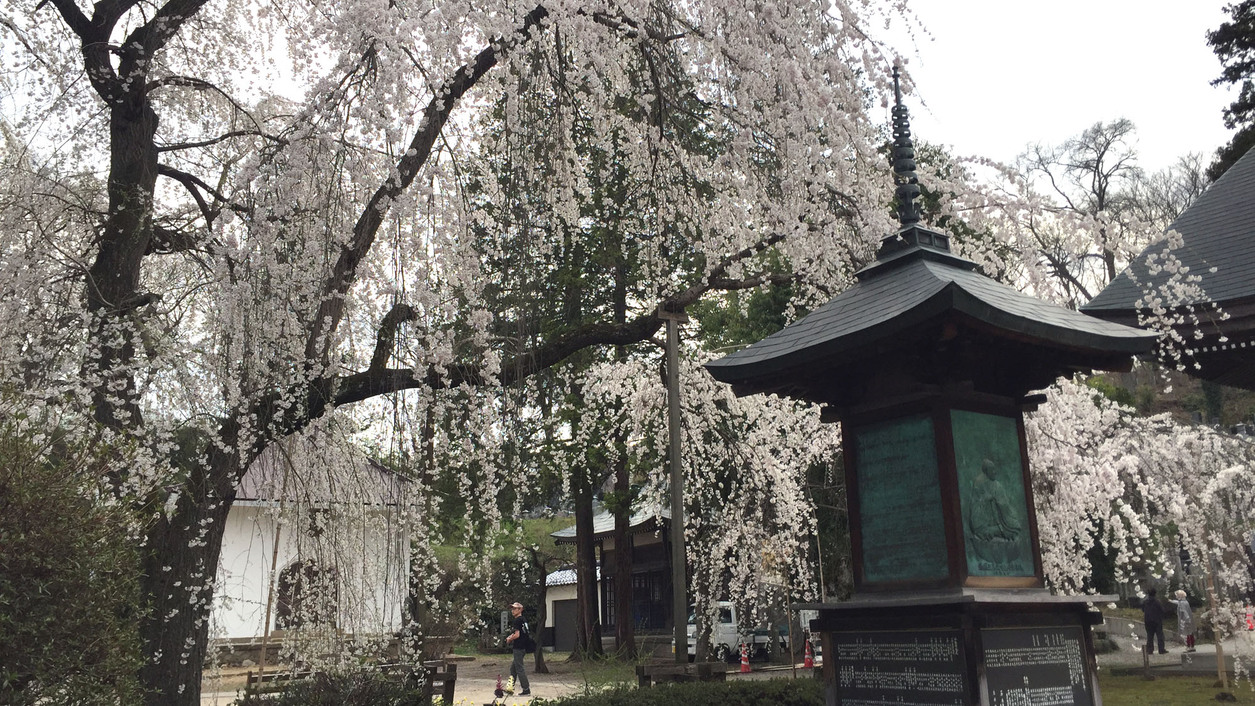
{"left": 535, "top": 678, "right": 824, "bottom": 706}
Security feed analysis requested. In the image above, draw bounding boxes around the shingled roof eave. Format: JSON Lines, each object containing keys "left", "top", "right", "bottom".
{"left": 1086, "top": 147, "right": 1255, "bottom": 314}
{"left": 706, "top": 260, "right": 1157, "bottom": 388}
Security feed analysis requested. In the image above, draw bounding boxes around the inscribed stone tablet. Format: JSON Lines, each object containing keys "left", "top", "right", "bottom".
{"left": 854, "top": 415, "right": 948, "bottom": 583}
{"left": 834, "top": 630, "right": 968, "bottom": 705}
{"left": 981, "top": 627, "right": 1093, "bottom": 706}
{"left": 951, "top": 410, "right": 1033, "bottom": 578}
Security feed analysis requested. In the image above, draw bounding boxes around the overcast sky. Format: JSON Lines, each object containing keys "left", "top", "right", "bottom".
{"left": 882, "top": 0, "right": 1237, "bottom": 173}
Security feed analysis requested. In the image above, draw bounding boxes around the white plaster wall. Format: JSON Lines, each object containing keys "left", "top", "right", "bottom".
{"left": 544, "top": 583, "right": 577, "bottom": 628}
{"left": 214, "top": 504, "right": 281, "bottom": 640}
{"left": 212, "top": 502, "right": 410, "bottom": 641}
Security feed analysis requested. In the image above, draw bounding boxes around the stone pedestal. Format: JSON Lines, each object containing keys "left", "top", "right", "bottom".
{"left": 805, "top": 590, "right": 1109, "bottom": 706}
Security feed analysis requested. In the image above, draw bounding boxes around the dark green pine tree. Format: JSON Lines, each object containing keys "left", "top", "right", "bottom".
{"left": 1208, "top": 0, "right": 1255, "bottom": 180}
{"left": 464, "top": 19, "right": 727, "bottom": 660}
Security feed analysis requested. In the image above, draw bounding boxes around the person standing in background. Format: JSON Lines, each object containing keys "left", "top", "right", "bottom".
{"left": 505, "top": 601, "right": 533, "bottom": 696}
{"left": 1142, "top": 587, "right": 1169, "bottom": 654}
{"left": 1169, "top": 589, "right": 1196, "bottom": 652}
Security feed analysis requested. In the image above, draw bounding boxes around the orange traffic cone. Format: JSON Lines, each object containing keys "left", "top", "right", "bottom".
{"left": 803, "top": 636, "right": 814, "bottom": 668}
{"left": 739, "top": 643, "right": 751, "bottom": 673}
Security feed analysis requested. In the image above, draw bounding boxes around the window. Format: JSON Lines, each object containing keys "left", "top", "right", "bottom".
{"left": 275, "top": 560, "right": 338, "bottom": 630}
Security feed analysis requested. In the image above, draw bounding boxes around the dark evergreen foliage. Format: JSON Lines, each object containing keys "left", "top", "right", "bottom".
{"left": 1208, "top": 0, "right": 1255, "bottom": 179}
{"left": 0, "top": 422, "right": 144, "bottom": 705}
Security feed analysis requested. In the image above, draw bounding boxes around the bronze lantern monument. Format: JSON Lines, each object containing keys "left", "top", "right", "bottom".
{"left": 705, "top": 72, "right": 1159, "bottom": 706}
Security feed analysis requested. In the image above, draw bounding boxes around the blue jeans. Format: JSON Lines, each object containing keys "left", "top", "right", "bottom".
{"left": 510, "top": 648, "right": 530, "bottom": 692}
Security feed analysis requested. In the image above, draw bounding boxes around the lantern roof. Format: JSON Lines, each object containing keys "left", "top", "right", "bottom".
{"left": 705, "top": 72, "right": 1157, "bottom": 407}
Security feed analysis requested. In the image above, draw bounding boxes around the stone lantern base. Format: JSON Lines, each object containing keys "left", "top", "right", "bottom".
{"left": 803, "top": 590, "right": 1111, "bottom": 706}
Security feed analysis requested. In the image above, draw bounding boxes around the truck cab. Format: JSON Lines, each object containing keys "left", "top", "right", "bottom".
{"left": 678, "top": 601, "right": 788, "bottom": 662}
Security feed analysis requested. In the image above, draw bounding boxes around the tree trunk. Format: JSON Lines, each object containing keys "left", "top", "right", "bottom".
{"left": 678, "top": 531, "right": 706, "bottom": 662}
{"left": 611, "top": 236, "right": 636, "bottom": 659}
{"left": 573, "top": 470, "right": 602, "bottom": 658}
{"left": 612, "top": 495, "right": 636, "bottom": 658}
{"left": 136, "top": 463, "right": 236, "bottom": 706}
{"left": 403, "top": 404, "right": 440, "bottom": 658}
{"left": 85, "top": 98, "right": 160, "bottom": 430}
{"left": 1206, "top": 564, "right": 1230, "bottom": 690}
{"left": 404, "top": 555, "right": 435, "bottom": 658}
{"left": 533, "top": 577, "right": 550, "bottom": 674}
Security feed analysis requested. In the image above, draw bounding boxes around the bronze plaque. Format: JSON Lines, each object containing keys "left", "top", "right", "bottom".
{"left": 834, "top": 630, "right": 969, "bottom": 705}
{"left": 951, "top": 410, "right": 1033, "bottom": 577}
{"left": 854, "top": 415, "right": 948, "bottom": 583}
{"left": 981, "top": 627, "right": 1093, "bottom": 706}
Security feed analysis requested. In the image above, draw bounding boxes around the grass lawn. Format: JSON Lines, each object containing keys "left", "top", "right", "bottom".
{"left": 1099, "top": 673, "right": 1254, "bottom": 705}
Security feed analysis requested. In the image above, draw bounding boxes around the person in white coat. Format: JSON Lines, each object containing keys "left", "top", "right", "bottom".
{"left": 1169, "top": 590, "right": 1195, "bottom": 652}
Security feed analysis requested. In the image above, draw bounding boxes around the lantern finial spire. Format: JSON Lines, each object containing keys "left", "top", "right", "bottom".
{"left": 892, "top": 66, "right": 921, "bottom": 227}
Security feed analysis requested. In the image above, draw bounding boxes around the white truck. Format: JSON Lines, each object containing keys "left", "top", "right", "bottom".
{"left": 677, "top": 601, "right": 789, "bottom": 663}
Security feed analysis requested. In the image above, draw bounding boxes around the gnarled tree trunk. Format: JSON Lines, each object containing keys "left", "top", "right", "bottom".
{"left": 137, "top": 457, "right": 237, "bottom": 706}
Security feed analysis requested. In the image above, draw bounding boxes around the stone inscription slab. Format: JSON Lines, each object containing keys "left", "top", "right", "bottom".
{"left": 951, "top": 410, "right": 1034, "bottom": 577}
{"left": 981, "top": 627, "right": 1092, "bottom": 706}
{"left": 834, "top": 630, "right": 968, "bottom": 705}
{"left": 854, "top": 415, "right": 948, "bottom": 583}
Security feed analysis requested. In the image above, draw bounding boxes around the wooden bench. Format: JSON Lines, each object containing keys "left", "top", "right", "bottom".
{"left": 636, "top": 661, "right": 727, "bottom": 687}
{"left": 243, "top": 660, "right": 456, "bottom": 701}
{"left": 245, "top": 668, "right": 316, "bottom": 687}
{"left": 378, "top": 660, "right": 457, "bottom": 702}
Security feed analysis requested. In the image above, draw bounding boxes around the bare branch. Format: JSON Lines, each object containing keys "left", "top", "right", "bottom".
{"left": 148, "top": 76, "right": 279, "bottom": 148}
{"left": 582, "top": 8, "right": 688, "bottom": 42}
{"left": 313, "top": 229, "right": 796, "bottom": 415}
{"left": 673, "top": 232, "right": 788, "bottom": 308}
{"left": 707, "top": 272, "right": 795, "bottom": 291}
{"left": 43, "top": 0, "right": 91, "bottom": 37}
{"left": 369, "top": 303, "right": 417, "bottom": 371}
{"left": 331, "top": 313, "right": 665, "bottom": 408}
{"left": 0, "top": 13, "right": 51, "bottom": 66}
{"left": 156, "top": 129, "right": 283, "bottom": 153}
{"left": 146, "top": 225, "right": 202, "bottom": 255}
{"left": 122, "top": 0, "right": 211, "bottom": 69}
{"left": 157, "top": 164, "right": 215, "bottom": 223}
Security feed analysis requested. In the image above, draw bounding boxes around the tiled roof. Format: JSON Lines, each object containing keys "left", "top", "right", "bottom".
{"left": 706, "top": 242, "right": 1156, "bottom": 386}
{"left": 1085, "top": 147, "right": 1255, "bottom": 313}
{"left": 550, "top": 506, "right": 671, "bottom": 543}
{"left": 235, "top": 443, "right": 409, "bottom": 506}
{"left": 544, "top": 567, "right": 600, "bottom": 586}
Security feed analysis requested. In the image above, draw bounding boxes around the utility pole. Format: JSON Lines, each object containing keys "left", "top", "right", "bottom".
{"left": 660, "top": 305, "right": 689, "bottom": 664}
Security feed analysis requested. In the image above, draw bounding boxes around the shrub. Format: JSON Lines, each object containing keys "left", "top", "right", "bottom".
{"left": 535, "top": 678, "right": 824, "bottom": 706}
{"left": 0, "top": 420, "right": 144, "bottom": 705}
